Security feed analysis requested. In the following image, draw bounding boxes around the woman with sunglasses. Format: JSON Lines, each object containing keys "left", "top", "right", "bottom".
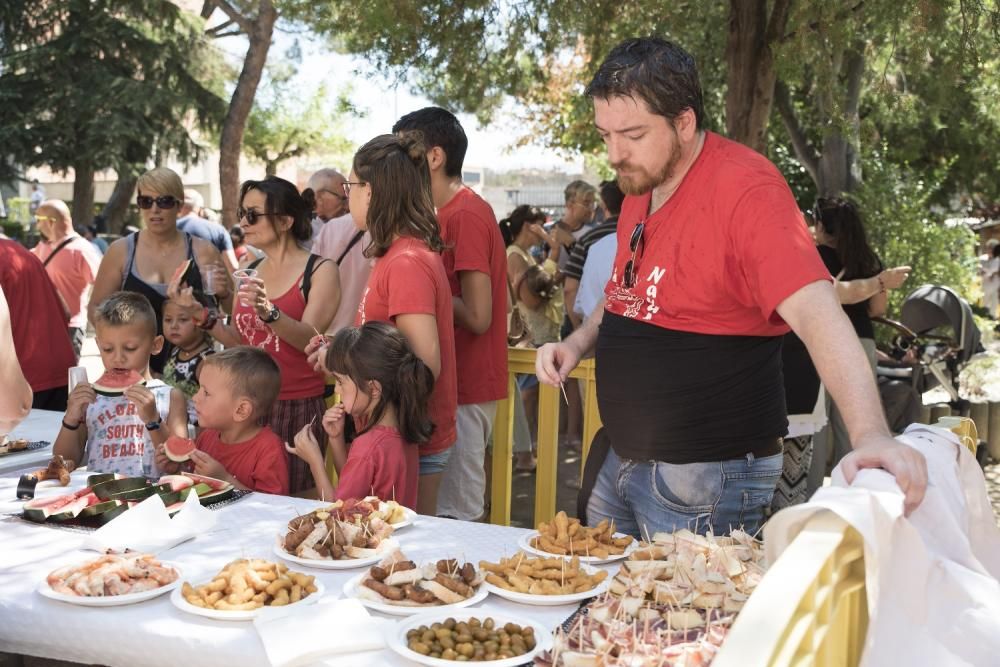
{"left": 89, "top": 167, "right": 230, "bottom": 374}
{"left": 306, "top": 132, "right": 457, "bottom": 516}
{"left": 169, "top": 176, "right": 341, "bottom": 495}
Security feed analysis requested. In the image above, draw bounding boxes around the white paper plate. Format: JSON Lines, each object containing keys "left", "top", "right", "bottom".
{"left": 343, "top": 572, "right": 488, "bottom": 616}
{"left": 272, "top": 537, "right": 398, "bottom": 570}
{"left": 386, "top": 610, "right": 552, "bottom": 667}
{"left": 517, "top": 531, "right": 638, "bottom": 565}
{"left": 481, "top": 563, "right": 609, "bottom": 606}
{"left": 169, "top": 579, "right": 324, "bottom": 621}
{"left": 38, "top": 561, "right": 182, "bottom": 607}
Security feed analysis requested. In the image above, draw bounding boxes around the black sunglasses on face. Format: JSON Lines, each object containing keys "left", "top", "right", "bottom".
{"left": 623, "top": 221, "right": 645, "bottom": 288}
{"left": 136, "top": 195, "right": 179, "bottom": 210}
{"left": 237, "top": 207, "right": 275, "bottom": 226}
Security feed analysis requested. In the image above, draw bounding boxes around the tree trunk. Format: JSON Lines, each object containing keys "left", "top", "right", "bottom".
{"left": 71, "top": 162, "right": 95, "bottom": 231}
{"left": 815, "top": 46, "right": 865, "bottom": 196}
{"left": 265, "top": 159, "right": 277, "bottom": 176}
{"left": 218, "top": 3, "right": 277, "bottom": 230}
{"left": 724, "top": 0, "right": 790, "bottom": 152}
{"left": 100, "top": 172, "right": 138, "bottom": 235}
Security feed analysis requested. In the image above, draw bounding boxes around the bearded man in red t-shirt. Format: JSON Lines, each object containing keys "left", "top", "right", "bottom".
{"left": 536, "top": 37, "right": 928, "bottom": 537}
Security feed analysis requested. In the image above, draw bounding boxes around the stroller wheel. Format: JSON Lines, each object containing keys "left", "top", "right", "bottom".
{"left": 976, "top": 440, "right": 989, "bottom": 468}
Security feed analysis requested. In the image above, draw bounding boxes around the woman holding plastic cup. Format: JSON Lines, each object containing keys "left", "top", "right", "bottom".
{"left": 169, "top": 176, "right": 340, "bottom": 495}
{"left": 89, "top": 167, "right": 231, "bottom": 374}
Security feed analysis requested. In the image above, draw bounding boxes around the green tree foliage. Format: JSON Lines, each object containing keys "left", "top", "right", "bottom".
{"left": 0, "top": 0, "right": 226, "bottom": 225}
{"left": 243, "top": 64, "right": 355, "bottom": 175}
{"left": 855, "top": 145, "right": 978, "bottom": 315}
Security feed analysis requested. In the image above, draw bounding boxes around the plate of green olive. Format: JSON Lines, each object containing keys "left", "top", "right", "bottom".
{"left": 387, "top": 611, "right": 552, "bottom": 666}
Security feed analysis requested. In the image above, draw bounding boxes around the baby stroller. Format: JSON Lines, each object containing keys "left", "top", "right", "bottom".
{"left": 875, "top": 284, "right": 985, "bottom": 457}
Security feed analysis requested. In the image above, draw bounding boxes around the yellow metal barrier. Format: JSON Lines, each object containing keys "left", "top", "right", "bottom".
{"left": 714, "top": 510, "right": 868, "bottom": 667}
{"left": 491, "top": 347, "right": 602, "bottom": 526}
{"left": 934, "top": 415, "right": 978, "bottom": 455}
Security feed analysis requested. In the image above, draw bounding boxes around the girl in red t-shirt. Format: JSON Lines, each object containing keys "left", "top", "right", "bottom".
{"left": 287, "top": 322, "right": 434, "bottom": 510}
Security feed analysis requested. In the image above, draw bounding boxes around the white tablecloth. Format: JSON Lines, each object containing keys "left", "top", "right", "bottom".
{"left": 0, "top": 410, "right": 61, "bottom": 475}
{"left": 0, "top": 469, "right": 600, "bottom": 666}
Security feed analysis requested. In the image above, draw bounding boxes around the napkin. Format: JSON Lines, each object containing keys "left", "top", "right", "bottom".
{"left": 254, "top": 598, "right": 387, "bottom": 667}
{"left": 82, "top": 488, "right": 217, "bottom": 554}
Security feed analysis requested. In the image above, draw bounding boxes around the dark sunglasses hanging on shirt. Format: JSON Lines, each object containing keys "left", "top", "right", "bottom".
{"left": 136, "top": 195, "right": 180, "bottom": 210}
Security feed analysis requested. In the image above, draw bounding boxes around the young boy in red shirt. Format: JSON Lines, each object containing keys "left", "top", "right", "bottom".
{"left": 157, "top": 346, "right": 289, "bottom": 495}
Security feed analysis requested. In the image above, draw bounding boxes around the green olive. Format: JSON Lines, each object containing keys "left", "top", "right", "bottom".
{"left": 434, "top": 628, "right": 451, "bottom": 641}
{"left": 469, "top": 618, "right": 482, "bottom": 628}
{"left": 421, "top": 630, "right": 435, "bottom": 644}
{"left": 410, "top": 641, "right": 430, "bottom": 655}
{"left": 429, "top": 652, "right": 441, "bottom": 659}
{"left": 455, "top": 633, "right": 472, "bottom": 644}
{"left": 444, "top": 618, "right": 457, "bottom": 630}
{"left": 504, "top": 623, "right": 521, "bottom": 634}
{"left": 442, "top": 648, "right": 458, "bottom": 660}
{"left": 483, "top": 617, "right": 495, "bottom": 630}
{"left": 440, "top": 636, "right": 455, "bottom": 651}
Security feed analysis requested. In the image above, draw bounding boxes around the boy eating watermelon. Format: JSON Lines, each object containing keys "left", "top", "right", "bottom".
{"left": 156, "top": 346, "right": 289, "bottom": 495}
{"left": 54, "top": 292, "right": 188, "bottom": 477}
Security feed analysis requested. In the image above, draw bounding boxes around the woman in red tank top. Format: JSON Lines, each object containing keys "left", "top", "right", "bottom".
{"left": 176, "top": 176, "right": 341, "bottom": 495}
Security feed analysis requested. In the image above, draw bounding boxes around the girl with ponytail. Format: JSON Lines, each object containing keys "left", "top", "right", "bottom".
{"left": 287, "top": 321, "right": 434, "bottom": 509}
{"left": 304, "top": 131, "right": 457, "bottom": 516}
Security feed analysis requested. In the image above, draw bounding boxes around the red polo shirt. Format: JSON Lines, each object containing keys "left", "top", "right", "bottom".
{"left": 437, "top": 187, "right": 508, "bottom": 405}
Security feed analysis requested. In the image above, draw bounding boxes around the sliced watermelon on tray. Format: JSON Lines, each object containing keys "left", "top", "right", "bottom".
{"left": 23, "top": 488, "right": 94, "bottom": 523}
{"left": 164, "top": 436, "right": 197, "bottom": 463}
{"left": 182, "top": 473, "right": 229, "bottom": 491}
{"left": 92, "top": 477, "right": 149, "bottom": 501}
{"left": 92, "top": 369, "right": 144, "bottom": 396}
{"left": 159, "top": 474, "right": 195, "bottom": 492}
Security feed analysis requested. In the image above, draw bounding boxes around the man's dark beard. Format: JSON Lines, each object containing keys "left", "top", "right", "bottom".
{"left": 613, "top": 139, "right": 682, "bottom": 196}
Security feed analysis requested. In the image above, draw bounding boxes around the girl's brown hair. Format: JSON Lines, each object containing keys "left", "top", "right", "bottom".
{"left": 325, "top": 321, "right": 435, "bottom": 444}
{"left": 352, "top": 132, "right": 444, "bottom": 258}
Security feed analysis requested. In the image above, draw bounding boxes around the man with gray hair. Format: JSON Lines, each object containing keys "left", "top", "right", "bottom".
{"left": 306, "top": 168, "right": 350, "bottom": 239}
{"left": 309, "top": 167, "right": 369, "bottom": 334}
{"left": 177, "top": 188, "right": 237, "bottom": 271}
{"left": 29, "top": 199, "right": 101, "bottom": 359}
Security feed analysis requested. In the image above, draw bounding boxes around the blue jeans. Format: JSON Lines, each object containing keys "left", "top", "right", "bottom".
{"left": 586, "top": 447, "right": 783, "bottom": 538}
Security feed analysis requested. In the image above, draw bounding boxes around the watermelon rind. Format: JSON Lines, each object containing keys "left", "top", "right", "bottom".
{"left": 48, "top": 496, "right": 95, "bottom": 522}
{"left": 157, "top": 490, "right": 183, "bottom": 507}
{"left": 79, "top": 499, "right": 123, "bottom": 517}
{"left": 87, "top": 473, "right": 120, "bottom": 486}
{"left": 107, "top": 482, "right": 171, "bottom": 502}
{"left": 198, "top": 486, "right": 235, "bottom": 506}
{"left": 92, "top": 477, "right": 149, "bottom": 500}
{"left": 22, "top": 489, "right": 93, "bottom": 522}
{"left": 179, "top": 483, "right": 213, "bottom": 501}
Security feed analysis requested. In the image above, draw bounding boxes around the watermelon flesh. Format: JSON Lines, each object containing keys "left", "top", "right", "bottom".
{"left": 182, "top": 473, "right": 228, "bottom": 491}
{"left": 23, "top": 488, "right": 95, "bottom": 522}
{"left": 93, "top": 368, "right": 144, "bottom": 395}
{"left": 164, "top": 436, "right": 196, "bottom": 463}
{"left": 159, "top": 474, "right": 195, "bottom": 492}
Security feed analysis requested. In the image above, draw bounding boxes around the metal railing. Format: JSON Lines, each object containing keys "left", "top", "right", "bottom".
{"left": 490, "top": 347, "right": 601, "bottom": 526}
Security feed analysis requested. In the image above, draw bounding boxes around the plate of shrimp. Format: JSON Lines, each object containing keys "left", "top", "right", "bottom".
{"left": 39, "top": 552, "right": 181, "bottom": 606}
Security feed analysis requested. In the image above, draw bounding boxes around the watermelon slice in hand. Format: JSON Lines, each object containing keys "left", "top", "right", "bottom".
{"left": 164, "top": 436, "right": 196, "bottom": 462}
{"left": 93, "top": 369, "right": 144, "bottom": 396}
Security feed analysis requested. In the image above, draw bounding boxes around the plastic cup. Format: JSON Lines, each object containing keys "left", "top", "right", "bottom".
{"left": 68, "top": 366, "right": 88, "bottom": 393}
{"left": 202, "top": 266, "right": 218, "bottom": 296}
{"left": 233, "top": 269, "right": 258, "bottom": 307}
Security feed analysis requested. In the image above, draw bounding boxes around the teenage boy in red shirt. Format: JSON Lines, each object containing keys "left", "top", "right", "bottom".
{"left": 393, "top": 108, "right": 508, "bottom": 521}
{"left": 158, "top": 346, "right": 289, "bottom": 495}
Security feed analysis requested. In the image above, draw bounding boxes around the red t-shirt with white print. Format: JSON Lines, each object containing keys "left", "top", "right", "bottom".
{"left": 356, "top": 236, "right": 457, "bottom": 456}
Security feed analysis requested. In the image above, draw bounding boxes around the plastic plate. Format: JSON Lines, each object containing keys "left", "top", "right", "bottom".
{"left": 169, "top": 579, "right": 324, "bottom": 621}
{"left": 517, "top": 531, "right": 638, "bottom": 565}
{"left": 38, "top": 561, "right": 182, "bottom": 607}
{"left": 272, "top": 538, "right": 398, "bottom": 570}
{"left": 344, "top": 572, "right": 488, "bottom": 616}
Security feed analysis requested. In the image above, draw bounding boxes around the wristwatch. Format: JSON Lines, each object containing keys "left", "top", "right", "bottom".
{"left": 145, "top": 417, "right": 162, "bottom": 432}
{"left": 261, "top": 303, "right": 281, "bottom": 324}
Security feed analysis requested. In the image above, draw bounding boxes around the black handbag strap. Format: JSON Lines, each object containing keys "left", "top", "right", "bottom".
{"left": 42, "top": 237, "right": 75, "bottom": 266}
{"left": 336, "top": 231, "right": 365, "bottom": 265}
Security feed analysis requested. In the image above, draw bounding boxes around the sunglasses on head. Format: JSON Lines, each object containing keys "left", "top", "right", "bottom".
{"left": 237, "top": 207, "right": 275, "bottom": 226}
{"left": 136, "top": 195, "right": 179, "bottom": 210}
{"left": 622, "top": 221, "right": 645, "bottom": 288}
